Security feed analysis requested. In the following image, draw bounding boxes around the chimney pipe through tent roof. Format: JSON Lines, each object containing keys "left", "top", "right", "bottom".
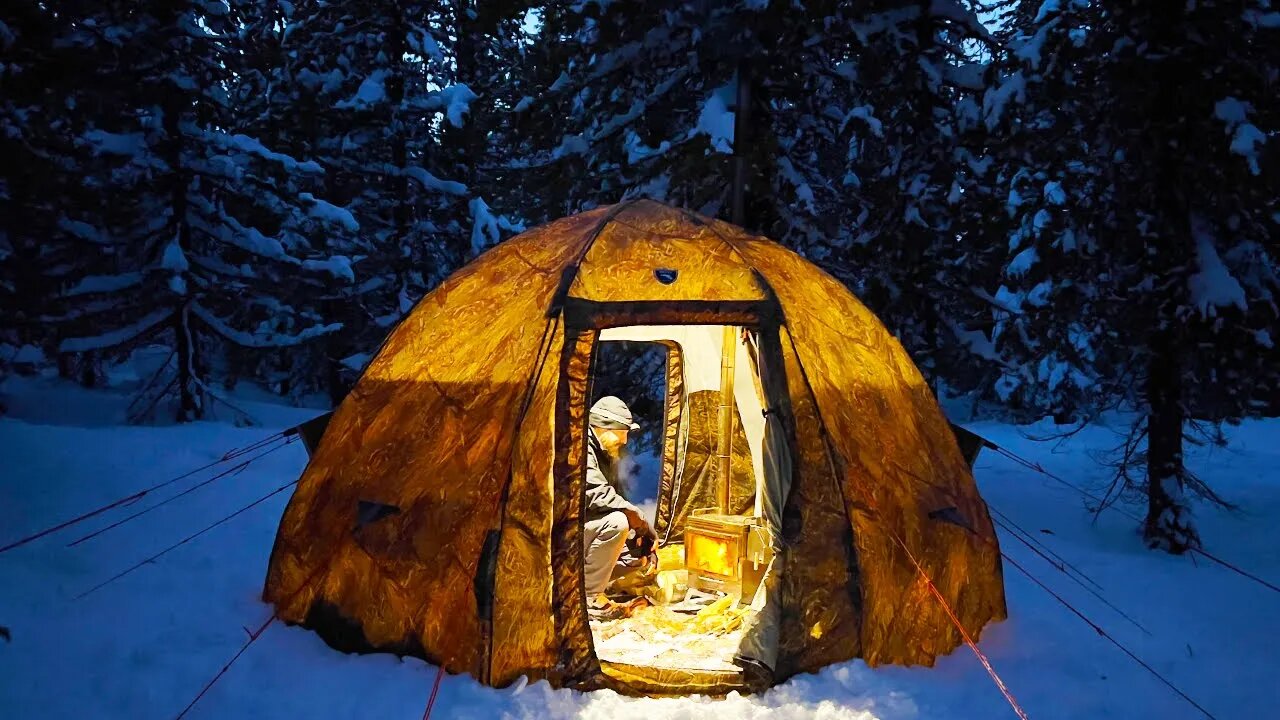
{"left": 716, "top": 325, "right": 738, "bottom": 513}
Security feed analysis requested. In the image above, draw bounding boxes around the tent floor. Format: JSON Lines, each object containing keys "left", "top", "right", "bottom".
{"left": 590, "top": 602, "right": 756, "bottom": 695}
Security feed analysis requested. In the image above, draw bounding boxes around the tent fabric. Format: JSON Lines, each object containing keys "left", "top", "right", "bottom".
{"left": 263, "top": 199, "right": 1006, "bottom": 695}
{"left": 657, "top": 389, "right": 756, "bottom": 537}
{"left": 726, "top": 230, "right": 1006, "bottom": 666}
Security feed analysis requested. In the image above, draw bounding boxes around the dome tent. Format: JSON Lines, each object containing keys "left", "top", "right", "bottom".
{"left": 263, "top": 199, "right": 1006, "bottom": 695}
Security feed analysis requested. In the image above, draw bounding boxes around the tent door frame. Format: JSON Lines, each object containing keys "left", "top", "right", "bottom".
{"left": 550, "top": 299, "right": 786, "bottom": 688}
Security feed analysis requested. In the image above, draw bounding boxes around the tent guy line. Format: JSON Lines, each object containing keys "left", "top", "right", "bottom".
{"left": 989, "top": 513, "right": 1151, "bottom": 636}
{"left": 65, "top": 434, "right": 298, "bottom": 548}
{"left": 172, "top": 556, "right": 335, "bottom": 720}
{"left": 73, "top": 477, "right": 300, "bottom": 601}
{"left": 1000, "top": 551, "right": 1218, "bottom": 719}
{"left": 988, "top": 504, "right": 1103, "bottom": 591}
{"left": 0, "top": 425, "right": 298, "bottom": 555}
{"left": 981, "top": 437, "right": 1280, "bottom": 597}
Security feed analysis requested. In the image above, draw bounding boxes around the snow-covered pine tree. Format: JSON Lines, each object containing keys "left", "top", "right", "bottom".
{"left": 508, "top": 1, "right": 998, "bottom": 396}
{"left": 47, "top": 0, "right": 357, "bottom": 422}
{"left": 982, "top": 0, "right": 1279, "bottom": 552}
{"left": 969, "top": 0, "right": 1111, "bottom": 422}
{"left": 273, "top": 0, "right": 518, "bottom": 394}
{"left": 439, "top": 1, "right": 529, "bottom": 254}
{"left": 0, "top": 2, "right": 122, "bottom": 386}
{"left": 509, "top": 1, "right": 829, "bottom": 233}
{"left": 233, "top": 0, "right": 366, "bottom": 404}
{"left": 830, "top": 1, "right": 1001, "bottom": 392}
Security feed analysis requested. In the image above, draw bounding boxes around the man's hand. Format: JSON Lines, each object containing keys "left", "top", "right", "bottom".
{"left": 625, "top": 508, "right": 657, "bottom": 543}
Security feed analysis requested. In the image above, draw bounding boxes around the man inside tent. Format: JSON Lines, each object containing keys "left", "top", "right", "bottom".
{"left": 583, "top": 396, "right": 658, "bottom": 620}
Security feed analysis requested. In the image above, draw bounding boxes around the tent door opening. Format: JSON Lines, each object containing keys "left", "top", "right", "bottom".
{"left": 573, "top": 322, "right": 791, "bottom": 692}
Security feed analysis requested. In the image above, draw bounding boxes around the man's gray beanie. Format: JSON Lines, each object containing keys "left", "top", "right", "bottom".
{"left": 589, "top": 396, "right": 640, "bottom": 431}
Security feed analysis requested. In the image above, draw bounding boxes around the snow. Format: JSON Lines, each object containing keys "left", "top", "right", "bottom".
{"left": 407, "top": 27, "right": 444, "bottom": 62}
{"left": 57, "top": 218, "right": 108, "bottom": 245}
{"left": 623, "top": 130, "right": 671, "bottom": 164}
{"left": 470, "top": 197, "right": 505, "bottom": 253}
{"left": 514, "top": 96, "right": 535, "bottom": 113}
{"left": 943, "top": 63, "right": 986, "bottom": 91}
{"left": 161, "top": 238, "right": 189, "bottom": 272}
{"left": 296, "top": 68, "right": 346, "bottom": 94}
{"left": 213, "top": 215, "right": 289, "bottom": 260}
{"left": 405, "top": 167, "right": 468, "bottom": 196}
{"left": 1042, "top": 181, "right": 1065, "bottom": 205}
{"left": 983, "top": 72, "right": 1026, "bottom": 131}
{"left": 1212, "top": 97, "right": 1249, "bottom": 127}
{"left": 1212, "top": 97, "right": 1265, "bottom": 174}
{"left": 1007, "top": 247, "right": 1038, "bottom": 277}
{"left": 436, "top": 84, "right": 478, "bottom": 128}
{"left": 209, "top": 130, "right": 324, "bottom": 174}
{"left": 840, "top": 105, "right": 883, "bottom": 137}
{"left": 1228, "top": 124, "right": 1265, "bottom": 175}
{"left": 299, "top": 193, "right": 359, "bottom": 232}
{"left": 1188, "top": 214, "right": 1248, "bottom": 316}
{"left": 12, "top": 344, "right": 45, "bottom": 364}
{"left": 1025, "top": 280, "right": 1054, "bottom": 307}
{"left": 302, "top": 256, "right": 355, "bottom": 283}
{"left": 777, "top": 156, "right": 816, "bottom": 213}
{"left": 1033, "top": 0, "right": 1060, "bottom": 23}
{"left": 83, "top": 129, "right": 145, "bottom": 157}
{"left": 694, "top": 83, "right": 736, "bottom": 154}
{"left": 340, "top": 352, "right": 372, "bottom": 372}
{"left": 553, "top": 133, "right": 591, "bottom": 159}
{"left": 63, "top": 272, "right": 144, "bottom": 297}
{"left": 1031, "top": 208, "right": 1052, "bottom": 233}
{"left": 337, "top": 69, "right": 390, "bottom": 109}
{"left": 191, "top": 303, "right": 342, "bottom": 348}
{"left": 1014, "top": 17, "right": 1059, "bottom": 68}
{"left": 58, "top": 308, "right": 173, "bottom": 353}
{"left": 3, "top": 378, "right": 1280, "bottom": 719}
{"left": 1244, "top": 10, "right": 1280, "bottom": 29}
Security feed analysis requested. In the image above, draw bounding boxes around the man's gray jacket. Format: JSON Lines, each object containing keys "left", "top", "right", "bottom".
{"left": 584, "top": 429, "right": 640, "bottom": 520}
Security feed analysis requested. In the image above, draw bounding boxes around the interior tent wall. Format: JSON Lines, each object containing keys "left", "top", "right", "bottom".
{"left": 601, "top": 325, "right": 768, "bottom": 538}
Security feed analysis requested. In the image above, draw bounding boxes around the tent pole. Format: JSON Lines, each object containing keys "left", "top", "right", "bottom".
{"left": 717, "top": 325, "right": 738, "bottom": 513}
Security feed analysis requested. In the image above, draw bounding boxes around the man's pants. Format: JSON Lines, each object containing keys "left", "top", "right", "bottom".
{"left": 583, "top": 511, "right": 645, "bottom": 596}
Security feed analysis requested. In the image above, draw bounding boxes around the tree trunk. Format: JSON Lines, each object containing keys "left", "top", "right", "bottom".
{"left": 453, "top": 0, "right": 483, "bottom": 268}
{"left": 164, "top": 96, "right": 200, "bottom": 423}
{"left": 1143, "top": 329, "right": 1198, "bottom": 552}
{"left": 1140, "top": 2, "right": 1198, "bottom": 553}
{"left": 388, "top": 18, "right": 412, "bottom": 313}
{"left": 730, "top": 59, "right": 751, "bottom": 228}
{"left": 174, "top": 303, "right": 200, "bottom": 422}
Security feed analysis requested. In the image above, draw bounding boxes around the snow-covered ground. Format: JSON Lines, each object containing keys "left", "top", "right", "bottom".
{"left": 2, "top": 375, "right": 1277, "bottom": 719}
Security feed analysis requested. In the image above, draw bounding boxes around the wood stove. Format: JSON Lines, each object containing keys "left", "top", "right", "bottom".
{"left": 684, "top": 511, "right": 772, "bottom": 601}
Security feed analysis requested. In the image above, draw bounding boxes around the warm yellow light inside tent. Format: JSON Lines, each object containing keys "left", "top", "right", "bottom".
{"left": 686, "top": 532, "right": 738, "bottom": 578}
